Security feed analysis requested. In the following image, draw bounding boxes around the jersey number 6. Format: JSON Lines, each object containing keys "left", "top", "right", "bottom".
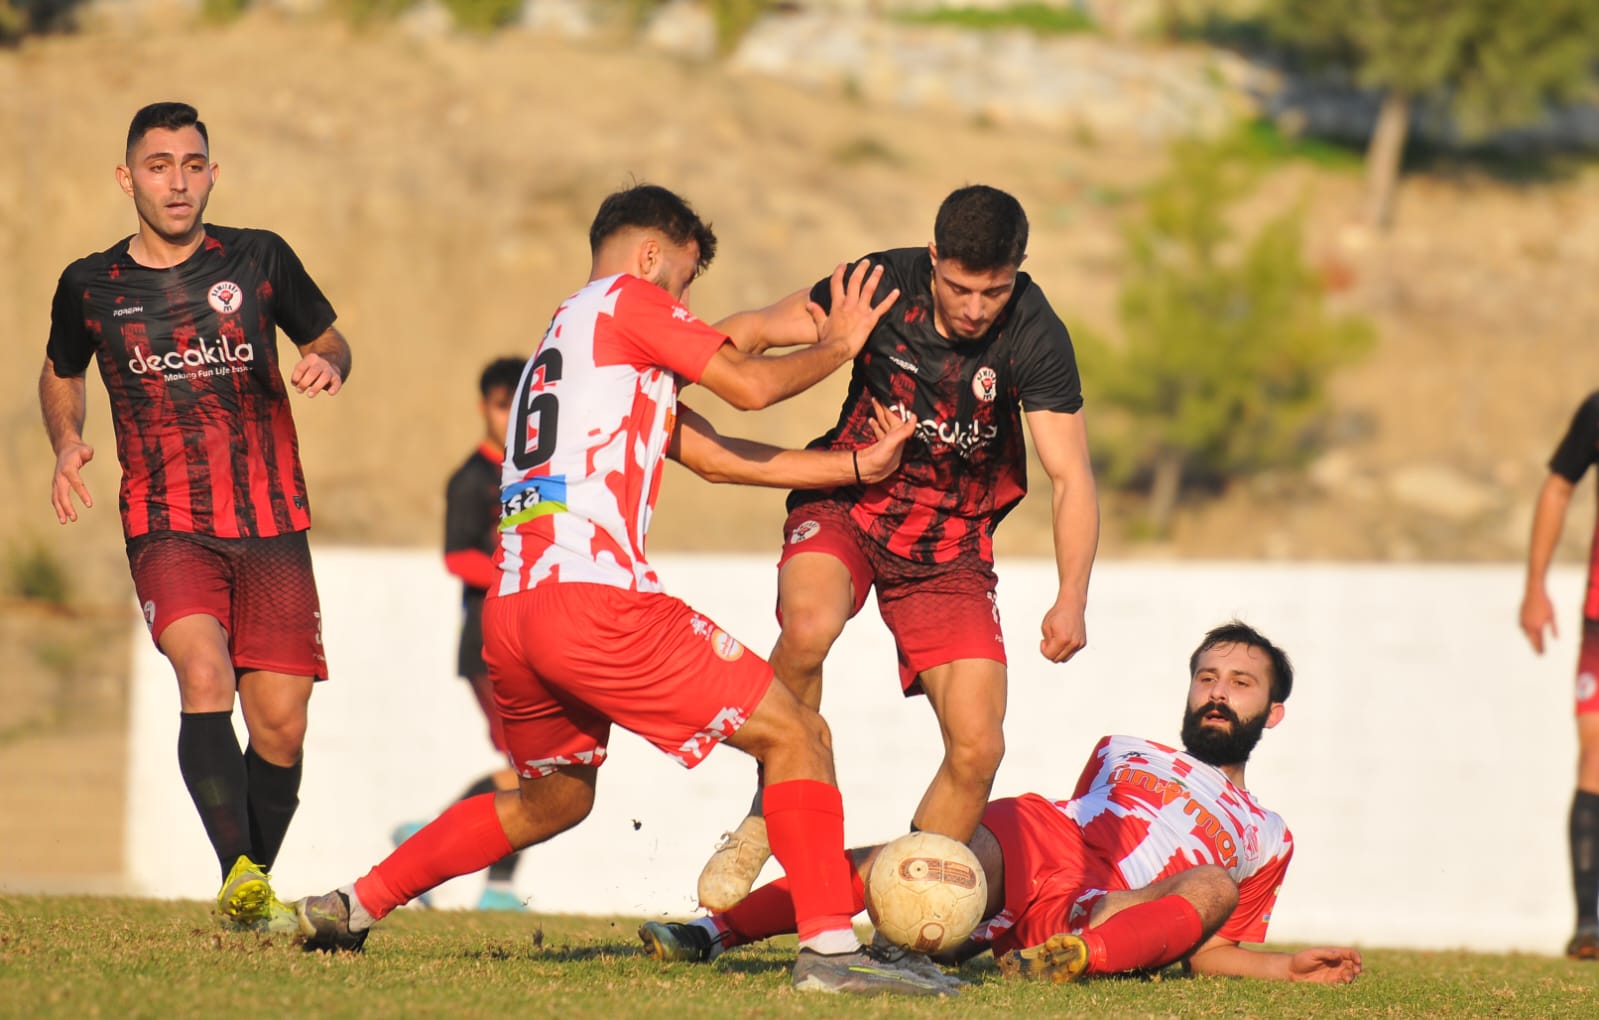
{"left": 511, "top": 348, "right": 563, "bottom": 471}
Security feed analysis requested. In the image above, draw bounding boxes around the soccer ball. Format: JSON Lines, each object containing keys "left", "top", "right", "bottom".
{"left": 865, "top": 831, "right": 988, "bottom": 954}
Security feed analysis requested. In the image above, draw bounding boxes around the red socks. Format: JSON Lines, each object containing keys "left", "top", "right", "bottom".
{"left": 1082, "top": 894, "right": 1206, "bottom": 974}
{"left": 760, "top": 779, "right": 858, "bottom": 941}
{"left": 721, "top": 862, "right": 866, "bottom": 944}
{"left": 354, "top": 793, "right": 513, "bottom": 920}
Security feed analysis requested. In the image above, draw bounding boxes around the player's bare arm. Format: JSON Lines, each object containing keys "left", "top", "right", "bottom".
{"left": 714, "top": 287, "right": 821, "bottom": 354}
{"left": 696, "top": 261, "right": 898, "bottom": 411}
{"left": 1521, "top": 472, "right": 1575, "bottom": 654}
{"left": 38, "top": 358, "right": 94, "bottom": 524}
{"left": 671, "top": 401, "right": 914, "bottom": 488}
{"left": 290, "top": 325, "right": 352, "bottom": 398}
{"left": 1187, "top": 934, "right": 1362, "bottom": 984}
{"left": 1026, "top": 407, "right": 1099, "bottom": 663}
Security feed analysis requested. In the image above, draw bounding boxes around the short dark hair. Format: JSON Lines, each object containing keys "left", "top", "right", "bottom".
{"left": 1188, "top": 620, "right": 1294, "bottom": 703}
{"left": 126, "top": 102, "right": 209, "bottom": 162}
{"left": 933, "top": 185, "right": 1028, "bottom": 271}
{"left": 588, "top": 184, "right": 717, "bottom": 274}
{"left": 479, "top": 357, "right": 524, "bottom": 398}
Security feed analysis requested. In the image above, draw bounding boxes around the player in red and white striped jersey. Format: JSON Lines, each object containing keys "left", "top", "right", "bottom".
{"left": 645, "top": 621, "right": 1361, "bottom": 986}
{"left": 297, "top": 185, "right": 963, "bottom": 996}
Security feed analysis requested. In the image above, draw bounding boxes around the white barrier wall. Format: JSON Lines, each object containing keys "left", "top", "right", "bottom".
{"left": 127, "top": 550, "right": 1582, "bottom": 954}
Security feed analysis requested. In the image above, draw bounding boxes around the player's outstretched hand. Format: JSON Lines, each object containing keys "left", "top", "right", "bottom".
{"left": 291, "top": 351, "right": 344, "bottom": 398}
{"left": 1519, "top": 588, "right": 1557, "bottom": 655}
{"left": 1039, "top": 598, "right": 1087, "bottom": 664}
{"left": 854, "top": 402, "right": 916, "bottom": 484}
{"left": 50, "top": 440, "right": 95, "bottom": 524}
{"left": 1286, "top": 946, "right": 1362, "bottom": 984}
{"left": 808, "top": 260, "right": 900, "bottom": 358}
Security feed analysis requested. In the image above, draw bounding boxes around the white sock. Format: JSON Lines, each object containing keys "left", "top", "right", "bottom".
{"left": 799, "top": 928, "right": 861, "bottom": 956}
{"left": 343, "top": 884, "right": 376, "bottom": 931}
{"left": 691, "top": 916, "right": 729, "bottom": 961}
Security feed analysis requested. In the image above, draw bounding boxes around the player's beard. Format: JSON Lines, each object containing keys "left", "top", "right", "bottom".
{"left": 1180, "top": 701, "right": 1269, "bottom": 767}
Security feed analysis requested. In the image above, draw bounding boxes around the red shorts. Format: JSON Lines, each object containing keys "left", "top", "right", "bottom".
{"left": 778, "top": 501, "right": 1005, "bottom": 695}
{"left": 126, "top": 530, "right": 327, "bottom": 679}
{"left": 1578, "top": 618, "right": 1599, "bottom": 716}
{"left": 482, "top": 583, "right": 773, "bottom": 779}
{"left": 971, "top": 794, "right": 1125, "bottom": 957}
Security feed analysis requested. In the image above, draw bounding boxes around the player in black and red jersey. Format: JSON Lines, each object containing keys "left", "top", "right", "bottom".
{"left": 1521, "top": 390, "right": 1599, "bottom": 960}
{"left": 37, "top": 102, "right": 351, "bottom": 933}
{"left": 389, "top": 357, "right": 528, "bottom": 912}
{"left": 698, "top": 186, "right": 1100, "bottom": 923}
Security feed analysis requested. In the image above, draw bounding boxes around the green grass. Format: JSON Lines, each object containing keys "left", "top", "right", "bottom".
{"left": 2, "top": 895, "right": 1597, "bottom": 1018}
{"left": 895, "top": 3, "right": 1096, "bottom": 36}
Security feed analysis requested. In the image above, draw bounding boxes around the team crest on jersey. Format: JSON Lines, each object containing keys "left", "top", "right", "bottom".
{"left": 1241, "top": 823, "right": 1261, "bottom": 862}
{"left": 208, "top": 281, "right": 243, "bottom": 315}
{"left": 1580, "top": 672, "right": 1598, "bottom": 703}
{"left": 972, "top": 366, "right": 998, "bottom": 403}
{"left": 711, "top": 629, "right": 745, "bottom": 662}
{"left": 788, "top": 520, "right": 821, "bottom": 545}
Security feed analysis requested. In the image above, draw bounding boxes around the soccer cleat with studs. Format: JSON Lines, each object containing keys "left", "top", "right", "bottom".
{"left": 638, "top": 920, "right": 727, "bottom": 963}
{"left": 295, "top": 890, "right": 370, "bottom": 953}
{"left": 1567, "top": 929, "right": 1599, "bottom": 961}
{"left": 215, "top": 855, "right": 273, "bottom": 927}
{"left": 791, "top": 944, "right": 955, "bottom": 997}
{"left": 997, "top": 932, "right": 1092, "bottom": 983}
{"left": 696, "top": 816, "right": 770, "bottom": 911}
{"left": 869, "top": 931, "right": 967, "bottom": 990}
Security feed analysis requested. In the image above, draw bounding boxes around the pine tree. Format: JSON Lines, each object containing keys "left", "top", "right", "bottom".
{"left": 1078, "top": 134, "right": 1374, "bottom": 536}
{"left": 1266, "top": 0, "right": 1599, "bottom": 227}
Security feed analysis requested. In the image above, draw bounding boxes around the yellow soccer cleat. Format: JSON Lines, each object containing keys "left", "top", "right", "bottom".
{"left": 997, "top": 932, "right": 1092, "bottom": 984}
{"left": 216, "top": 854, "right": 273, "bottom": 927}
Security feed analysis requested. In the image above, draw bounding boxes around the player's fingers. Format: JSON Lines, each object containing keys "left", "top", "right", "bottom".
{"left": 845, "top": 259, "right": 875, "bottom": 299}
{"left": 50, "top": 482, "right": 70, "bottom": 524}
{"left": 806, "top": 301, "right": 827, "bottom": 330}
{"left": 827, "top": 262, "right": 849, "bottom": 304}
{"left": 871, "top": 286, "right": 902, "bottom": 317}
{"left": 322, "top": 372, "right": 343, "bottom": 396}
{"left": 70, "top": 474, "right": 93, "bottom": 510}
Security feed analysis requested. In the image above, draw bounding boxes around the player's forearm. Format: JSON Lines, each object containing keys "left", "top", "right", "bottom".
{"left": 689, "top": 434, "right": 856, "bottom": 489}
{"left": 713, "top": 290, "right": 818, "bottom": 355}
{"left": 305, "top": 326, "right": 353, "bottom": 382}
{"left": 1050, "top": 470, "right": 1099, "bottom": 608}
{"left": 723, "top": 341, "right": 855, "bottom": 411}
{"left": 38, "top": 361, "right": 87, "bottom": 453}
{"left": 1186, "top": 943, "right": 1291, "bottom": 980}
{"left": 1525, "top": 476, "right": 1574, "bottom": 591}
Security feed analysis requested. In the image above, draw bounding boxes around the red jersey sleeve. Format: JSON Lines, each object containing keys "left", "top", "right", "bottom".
{"left": 1219, "top": 832, "right": 1294, "bottom": 944}
{"left": 609, "top": 276, "right": 727, "bottom": 383}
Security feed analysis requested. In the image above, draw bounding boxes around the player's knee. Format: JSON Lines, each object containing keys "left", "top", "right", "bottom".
{"left": 174, "top": 660, "right": 235, "bottom": 711}
{"left": 945, "top": 729, "right": 1005, "bottom": 784}
{"left": 1579, "top": 745, "right": 1599, "bottom": 789}
{"left": 775, "top": 606, "right": 846, "bottom": 665}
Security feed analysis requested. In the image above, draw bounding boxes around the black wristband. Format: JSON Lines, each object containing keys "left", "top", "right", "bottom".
{"left": 852, "top": 449, "right": 862, "bottom": 486}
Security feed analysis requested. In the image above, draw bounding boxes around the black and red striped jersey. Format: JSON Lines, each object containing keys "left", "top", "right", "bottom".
{"left": 792, "top": 246, "right": 1082, "bottom": 564}
{"left": 46, "top": 226, "right": 336, "bottom": 540}
{"left": 1548, "top": 391, "right": 1599, "bottom": 620}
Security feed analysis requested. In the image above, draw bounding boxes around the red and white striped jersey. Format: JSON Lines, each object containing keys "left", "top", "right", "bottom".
{"left": 1064, "top": 734, "right": 1293, "bottom": 943}
{"left": 494, "top": 274, "right": 727, "bottom": 595}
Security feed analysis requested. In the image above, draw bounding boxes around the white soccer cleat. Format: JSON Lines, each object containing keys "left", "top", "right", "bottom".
{"left": 696, "top": 815, "right": 770, "bottom": 911}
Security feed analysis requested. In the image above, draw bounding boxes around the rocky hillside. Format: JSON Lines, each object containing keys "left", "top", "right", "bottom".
{"left": 4, "top": 12, "right": 1599, "bottom": 610}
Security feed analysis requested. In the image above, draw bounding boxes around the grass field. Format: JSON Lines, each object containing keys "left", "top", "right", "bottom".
{"left": 3, "top": 896, "right": 1597, "bottom": 1019}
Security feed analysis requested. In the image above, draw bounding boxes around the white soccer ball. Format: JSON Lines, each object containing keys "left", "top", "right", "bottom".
{"left": 865, "top": 831, "right": 988, "bottom": 954}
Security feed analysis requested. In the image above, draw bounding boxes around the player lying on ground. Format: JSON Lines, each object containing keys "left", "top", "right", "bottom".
{"left": 644, "top": 621, "right": 1362, "bottom": 987}
{"left": 294, "top": 184, "right": 966, "bottom": 997}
